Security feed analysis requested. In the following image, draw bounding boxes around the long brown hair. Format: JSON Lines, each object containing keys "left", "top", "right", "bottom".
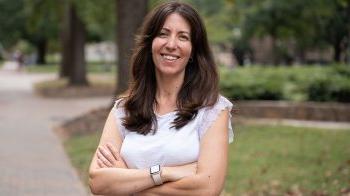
{"left": 121, "top": 1, "right": 219, "bottom": 135}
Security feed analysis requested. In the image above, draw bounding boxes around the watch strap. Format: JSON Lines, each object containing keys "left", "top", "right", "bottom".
{"left": 150, "top": 165, "right": 163, "bottom": 185}
{"left": 152, "top": 171, "right": 163, "bottom": 185}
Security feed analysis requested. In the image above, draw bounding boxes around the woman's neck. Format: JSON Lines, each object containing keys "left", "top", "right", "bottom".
{"left": 155, "top": 72, "right": 184, "bottom": 112}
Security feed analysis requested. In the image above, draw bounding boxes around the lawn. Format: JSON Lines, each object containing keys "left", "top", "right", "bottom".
{"left": 64, "top": 124, "right": 350, "bottom": 195}
{"left": 25, "top": 63, "right": 116, "bottom": 73}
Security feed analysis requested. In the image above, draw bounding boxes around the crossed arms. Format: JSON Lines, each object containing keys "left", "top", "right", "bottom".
{"left": 88, "top": 108, "right": 230, "bottom": 196}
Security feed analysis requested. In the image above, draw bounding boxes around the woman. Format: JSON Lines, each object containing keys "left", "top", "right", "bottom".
{"left": 89, "top": 2, "right": 234, "bottom": 195}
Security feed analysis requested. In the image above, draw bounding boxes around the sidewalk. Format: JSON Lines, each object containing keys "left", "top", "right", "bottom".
{"left": 0, "top": 70, "right": 110, "bottom": 195}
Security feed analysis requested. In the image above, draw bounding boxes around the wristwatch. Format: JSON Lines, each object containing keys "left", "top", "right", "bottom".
{"left": 150, "top": 165, "right": 163, "bottom": 185}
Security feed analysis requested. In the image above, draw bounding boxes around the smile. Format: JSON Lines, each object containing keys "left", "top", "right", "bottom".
{"left": 161, "top": 54, "right": 180, "bottom": 61}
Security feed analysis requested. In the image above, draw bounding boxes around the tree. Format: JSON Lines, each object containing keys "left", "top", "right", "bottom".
{"left": 115, "top": 0, "right": 148, "bottom": 95}
{"left": 235, "top": 0, "right": 350, "bottom": 64}
{"left": 0, "top": 0, "right": 25, "bottom": 53}
{"left": 24, "top": 0, "right": 61, "bottom": 65}
{"left": 322, "top": 0, "right": 350, "bottom": 62}
{"left": 78, "top": 0, "right": 116, "bottom": 41}
{"left": 60, "top": 0, "right": 115, "bottom": 82}
{"left": 60, "top": 1, "right": 88, "bottom": 86}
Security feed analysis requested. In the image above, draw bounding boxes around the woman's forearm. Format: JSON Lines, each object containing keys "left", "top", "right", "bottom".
{"left": 137, "top": 172, "right": 223, "bottom": 196}
{"left": 89, "top": 167, "right": 155, "bottom": 195}
{"left": 89, "top": 162, "right": 198, "bottom": 195}
{"left": 90, "top": 142, "right": 197, "bottom": 195}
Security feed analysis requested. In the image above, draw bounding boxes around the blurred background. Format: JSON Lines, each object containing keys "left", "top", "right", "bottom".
{"left": 0, "top": 0, "right": 349, "bottom": 195}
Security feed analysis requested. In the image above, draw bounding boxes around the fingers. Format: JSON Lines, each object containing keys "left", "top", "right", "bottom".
{"left": 96, "top": 151, "right": 112, "bottom": 168}
{"left": 106, "top": 142, "right": 121, "bottom": 161}
{"left": 96, "top": 147, "right": 113, "bottom": 167}
{"left": 98, "top": 147, "right": 115, "bottom": 166}
{"left": 97, "top": 158, "right": 107, "bottom": 168}
{"left": 97, "top": 143, "right": 121, "bottom": 168}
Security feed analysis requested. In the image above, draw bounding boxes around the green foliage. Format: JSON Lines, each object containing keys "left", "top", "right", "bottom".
{"left": 0, "top": 0, "right": 25, "bottom": 48}
{"left": 219, "top": 65, "right": 350, "bottom": 102}
{"left": 185, "top": 0, "right": 236, "bottom": 44}
{"left": 149, "top": 0, "right": 168, "bottom": 9}
{"left": 220, "top": 67, "right": 285, "bottom": 100}
{"left": 75, "top": 0, "right": 115, "bottom": 41}
{"left": 232, "top": 0, "right": 350, "bottom": 63}
{"left": 15, "top": 40, "right": 35, "bottom": 54}
{"left": 24, "top": 0, "right": 60, "bottom": 39}
{"left": 307, "top": 73, "right": 350, "bottom": 102}
{"left": 0, "top": 0, "right": 115, "bottom": 54}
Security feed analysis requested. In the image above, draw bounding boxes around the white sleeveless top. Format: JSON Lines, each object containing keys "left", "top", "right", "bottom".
{"left": 112, "top": 95, "right": 234, "bottom": 169}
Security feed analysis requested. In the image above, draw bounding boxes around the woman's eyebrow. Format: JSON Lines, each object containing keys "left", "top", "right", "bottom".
{"left": 160, "top": 28, "right": 170, "bottom": 32}
{"left": 178, "top": 31, "right": 190, "bottom": 35}
{"left": 161, "top": 27, "right": 190, "bottom": 35}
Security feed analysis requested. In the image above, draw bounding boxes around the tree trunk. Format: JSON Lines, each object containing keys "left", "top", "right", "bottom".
{"left": 60, "top": 1, "right": 72, "bottom": 78}
{"left": 36, "top": 37, "right": 47, "bottom": 65}
{"left": 296, "top": 47, "right": 306, "bottom": 64}
{"left": 60, "top": 2, "right": 88, "bottom": 85}
{"left": 68, "top": 4, "right": 88, "bottom": 86}
{"left": 271, "top": 36, "right": 279, "bottom": 65}
{"left": 115, "top": 0, "right": 148, "bottom": 95}
{"left": 232, "top": 47, "right": 245, "bottom": 66}
{"left": 333, "top": 41, "right": 342, "bottom": 63}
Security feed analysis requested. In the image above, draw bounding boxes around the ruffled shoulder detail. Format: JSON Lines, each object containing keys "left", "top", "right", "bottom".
{"left": 198, "top": 95, "right": 234, "bottom": 143}
{"left": 112, "top": 98, "right": 127, "bottom": 139}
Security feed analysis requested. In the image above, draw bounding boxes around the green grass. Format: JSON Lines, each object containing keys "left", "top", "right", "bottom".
{"left": 64, "top": 124, "right": 350, "bottom": 195}
{"left": 64, "top": 132, "right": 101, "bottom": 185}
{"left": 26, "top": 64, "right": 58, "bottom": 73}
{"left": 226, "top": 125, "right": 350, "bottom": 195}
{"left": 26, "top": 63, "right": 116, "bottom": 73}
{"left": 34, "top": 74, "right": 115, "bottom": 89}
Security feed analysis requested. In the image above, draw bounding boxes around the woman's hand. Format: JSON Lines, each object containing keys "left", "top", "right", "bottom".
{"left": 96, "top": 142, "right": 121, "bottom": 168}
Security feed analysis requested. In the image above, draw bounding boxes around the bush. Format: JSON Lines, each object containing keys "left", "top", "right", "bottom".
{"left": 219, "top": 64, "right": 350, "bottom": 102}
{"left": 307, "top": 75, "right": 350, "bottom": 102}
{"left": 220, "top": 67, "right": 285, "bottom": 100}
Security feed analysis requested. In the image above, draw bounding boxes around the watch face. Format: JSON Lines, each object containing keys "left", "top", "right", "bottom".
{"left": 150, "top": 165, "right": 160, "bottom": 174}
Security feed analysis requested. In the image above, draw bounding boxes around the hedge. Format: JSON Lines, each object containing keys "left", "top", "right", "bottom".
{"left": 219, "top": 64, "right": 350, "bottom": 103}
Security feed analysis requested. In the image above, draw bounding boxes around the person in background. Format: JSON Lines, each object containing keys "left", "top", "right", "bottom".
{"left": 89, "top": 2, "right": 234, "bottom": 195}
{"left": 13, "top": 50, "right": 25, "bottom": 71}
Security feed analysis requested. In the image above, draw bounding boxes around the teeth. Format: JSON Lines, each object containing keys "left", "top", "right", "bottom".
{"left": 162, "top": 55, "right": 179, "bottom": 61}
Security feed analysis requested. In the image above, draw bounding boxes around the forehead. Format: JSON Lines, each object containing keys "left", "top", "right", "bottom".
{"left": 161, "top": 13, "right": 191, "bottom": 33}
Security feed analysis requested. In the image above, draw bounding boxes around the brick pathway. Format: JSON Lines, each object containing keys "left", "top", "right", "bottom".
{"left": 0, "top": 70, "right": 111, "bottom": 195}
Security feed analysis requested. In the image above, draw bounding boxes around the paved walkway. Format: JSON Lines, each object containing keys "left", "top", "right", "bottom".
{"left": 0, "top": 70, "right": 111, "bottom": 195}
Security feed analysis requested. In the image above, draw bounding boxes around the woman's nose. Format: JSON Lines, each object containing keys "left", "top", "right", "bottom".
{"left": 165, "top": 36, "right": 177, "bottom": 50}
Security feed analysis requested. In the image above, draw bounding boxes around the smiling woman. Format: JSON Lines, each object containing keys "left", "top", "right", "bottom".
{"left": 152, "top": 13, "right": 192, "bottom": 77}
{"left": 88, "top": 2, "right": 234, "bottom": 195}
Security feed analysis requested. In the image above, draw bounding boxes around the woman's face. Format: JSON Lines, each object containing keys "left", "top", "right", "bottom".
{"left": 152, "top": 13, "right": 192, "bottom": 77}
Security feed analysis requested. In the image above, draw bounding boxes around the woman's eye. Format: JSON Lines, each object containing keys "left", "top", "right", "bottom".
{"left": 179, "top": 35, "right": 189, "bottom": 41}
{"left": 158, "top": 32, "right": 167, "bottom": 37}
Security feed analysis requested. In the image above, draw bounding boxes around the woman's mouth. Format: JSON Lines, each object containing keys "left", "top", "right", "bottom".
{"left": 161, "top": 54, "right": 180, "bottom": 62}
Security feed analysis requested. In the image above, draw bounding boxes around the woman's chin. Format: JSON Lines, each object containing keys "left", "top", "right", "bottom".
{"left": 157, "top": 69, "right": 184, "bottom": 77}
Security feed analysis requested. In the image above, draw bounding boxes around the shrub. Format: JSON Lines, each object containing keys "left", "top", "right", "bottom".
{"left": 219, "top": 64, "right": 350, "bottom": 102}
{"left": 220, "top": 67, "right": 285, "bottom": 101}
{"left": 307, "top": 75, "right": 350, "bottom": 102}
